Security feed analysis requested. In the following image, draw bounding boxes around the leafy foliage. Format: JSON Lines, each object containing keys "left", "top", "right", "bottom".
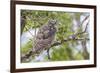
{"left": 21, "top": 10, "right": 90, "bottom": 62}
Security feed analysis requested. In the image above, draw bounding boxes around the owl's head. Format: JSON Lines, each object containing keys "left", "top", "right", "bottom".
{"left": 48, "top": 19, "right": 58, "bottom": 27}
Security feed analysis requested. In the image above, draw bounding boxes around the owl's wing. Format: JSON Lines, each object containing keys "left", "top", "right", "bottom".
{"left": 36, "top": 25, "right": 50, "bottom": 39}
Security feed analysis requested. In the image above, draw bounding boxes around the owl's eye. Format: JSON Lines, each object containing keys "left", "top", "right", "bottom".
{"left": 48, "top": 19, "right": 57, "bottom": 25}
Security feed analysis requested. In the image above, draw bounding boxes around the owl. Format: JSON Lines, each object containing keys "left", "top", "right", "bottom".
{"left": 32, "top": 19, "right": 57, "bottom": 55}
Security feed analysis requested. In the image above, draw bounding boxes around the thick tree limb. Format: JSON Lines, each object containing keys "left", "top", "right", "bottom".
{"left": 51, "top": 38, "right": 89, "bottom": 47}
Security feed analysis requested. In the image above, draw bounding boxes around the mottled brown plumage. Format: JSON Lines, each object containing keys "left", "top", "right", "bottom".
{"left": 32, "top": 19, "right": 57, "bottom": 54}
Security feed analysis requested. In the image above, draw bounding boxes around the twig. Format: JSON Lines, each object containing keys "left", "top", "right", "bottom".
{"left": 75, "top": 22, "right": 89, "bottom": 36}
{"left": 24, "top": 26, "right": 34, "bottom": 38}
{"left": 47, "top": 48, "right": 51, "bottom": 59}
{"left": 75, "top": 15, "right": 89, "bottom": 35}
{"left": 81, "top": 15, "right": 89, "bottom": 26}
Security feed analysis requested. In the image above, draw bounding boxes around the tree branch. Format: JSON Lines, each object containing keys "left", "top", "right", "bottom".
{"left": 51, "top": 38, "right": 89, "bottom": 47}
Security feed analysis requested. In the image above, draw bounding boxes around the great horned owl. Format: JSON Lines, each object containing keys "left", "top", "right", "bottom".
{"left": 21, "top": 19, "right": 58, "bottom": 60}
{"left": 32, "top": 19, "right": 57, "bottom": 55}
